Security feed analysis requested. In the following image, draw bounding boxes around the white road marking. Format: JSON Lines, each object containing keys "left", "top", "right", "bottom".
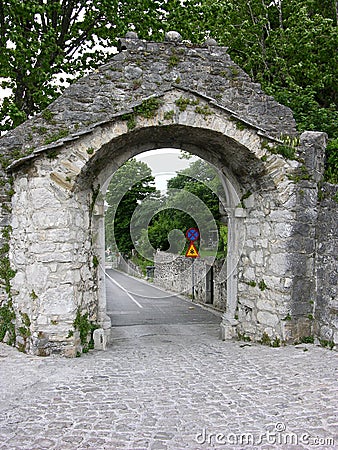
{"left": 105, "top": 270, "right": 143, "bottom": 309}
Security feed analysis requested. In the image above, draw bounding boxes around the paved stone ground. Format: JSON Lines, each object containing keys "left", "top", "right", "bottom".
{"left": 0, "top": 323, "right": 337, "bottom": 450}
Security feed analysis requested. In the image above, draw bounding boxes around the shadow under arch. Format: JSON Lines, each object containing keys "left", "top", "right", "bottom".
{"left": 75, "top": 124, "right": 273, "bottom": 196}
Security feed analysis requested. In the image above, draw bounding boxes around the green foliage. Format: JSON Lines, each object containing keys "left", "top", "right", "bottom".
{"left": 0, "top": 301, "right": 16, "bottom": 345}
{"left": 46, "top": 149, "right": 59, "bottom": 160}
{"left": 41, "top": 109, "right": 55, "bottom": 123}
{"left": 195, "top": 104, "right": 212, "bottom": 117}
{"left": 18, "top": 325, "right": 31, "bottom": 338}
{"left": 92, "top": 255, "right": 99, "bottom": 269}
{"left": 0, "top": 222, "right": 16, "bottom": 346}
{"left": 269, "top": 136, "right": 299, "bottom": 160}
{"left": 233, "top": 120, "right": 246, "bottom": 131}
{"left": 122, "top": 113, "right": 136, "bottom": 130}
{"left": 237, "top": 331, "right": 251, "bottom": 342}
{"left": 168, "top": 54, "right": 180, "bottom": 67}
{"left": 0, "top": 0, "right": 142, "bottom": 131}
{"left": 105, "top": 158, "right": 156, "bottom": 256}
{"left": 44, "top": 129, "right": 69, "bottom": 145}
{"left": 142, "top": 208, "right": 194, "bottom": 254}
{"left": 30, "top": 290, "right": 38, "bottom": 300}
{"left": 271, "top": 337, "right": 281, "bottom": 348}
{"left": 135, "top": 159, "right": 226, "bottom": 256}
{"left": 218, "top": 224, "right": 228, "bottom": 257}
{"left": 319, "top": 339, "right": 335, "bottom": 350}
{"left": 164, "top": 110, "right": 175, "bottom": 121}
{"left": 298, "top": 335, "right": 315, "bottom": 344}
{"left": 73, "top": 309, "right": 98, "bottom": 353}
{"left": 73, "top": 310, "right": 91, "bottom": 347}
{"left": 175, "top": 97, "right": 199, "bottom": 112}
{"left": 287, "top": 165, "right": 312, "bottom": 183}
{"left": 259, "top": 333, "right": 283, "bottom": 348}
{"left": 134, "top": 97, "right": 163, "bottom": 119}
{"left": 20, "top": 312, "right": 31, "bottom": 328}
{"left": 324, "top": 139, "right": 338, "bottom": 184}
{"left": 282, "top": 313, "right": 292, "bottom": 321}
{"left": 272, "top": 145, "right": 297, "bottom": 160}
{"left": 131, "top": 253, "right": 153, "bottom": 276}
{"left": 2, "top": 225, "right": 12, "bottom": 241}
{"left": 258, "top": 280, "right": 268, "bottom": 291}
{"left": 260, "top": 332, "right": 271, "bottom": 346}
{"left": 163, "top": 0, "right": 336, "bottom": 180}
{"left": 0, "top": 256, "right": 16, "bottom": 294}
{"left": 1, "top": 0, "right": 336, "bottom": 180}
{"left": 121, "top": 98, "right": 162, "bottom": 131}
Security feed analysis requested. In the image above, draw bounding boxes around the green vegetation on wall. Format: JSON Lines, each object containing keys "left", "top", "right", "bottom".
{"left": 0, "top": 224, "right": 17, "bottom": 347}
{"left": 73, "top": 309, "right": 98, "bottom": 354}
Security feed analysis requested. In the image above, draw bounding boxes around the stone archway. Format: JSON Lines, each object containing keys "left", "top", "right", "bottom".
{"left": 0, "top": 33, "right": 329, "bottom": 355}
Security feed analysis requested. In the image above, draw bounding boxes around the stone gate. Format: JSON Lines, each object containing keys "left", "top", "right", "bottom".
{"left": 0, "top": 32, "right": 336, "bottom": 356}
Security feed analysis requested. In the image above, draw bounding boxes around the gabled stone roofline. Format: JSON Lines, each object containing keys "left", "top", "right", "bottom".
{"left": 7, "top": 87, "right": 283, "bottom": 172}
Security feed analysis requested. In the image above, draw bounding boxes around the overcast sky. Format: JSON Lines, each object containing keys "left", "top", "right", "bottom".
{"left": 136, "top": 149, "right": 198, "bottom": 193}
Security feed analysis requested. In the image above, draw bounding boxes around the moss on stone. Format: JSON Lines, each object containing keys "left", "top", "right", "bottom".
{"left": 44, "top": 128, "right": 69, "bottom": 145}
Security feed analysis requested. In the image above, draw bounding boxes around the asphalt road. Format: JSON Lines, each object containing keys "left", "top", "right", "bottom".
{"left": 105, "top": 268, "right": 221, "bottom": 328}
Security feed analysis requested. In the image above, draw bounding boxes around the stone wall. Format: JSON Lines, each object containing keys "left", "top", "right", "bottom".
{"left": 117, "top": 255, "right": 143, "bottom": 278}
{"left": 9, "top": 167, "right": 97, "bottom": 356}
{"left": 315, "top": 183, "right": 338, "bottom": 345}
{"left": 234, "top": 186, "right": 300, "bottom": 342}
{"left": 153, "top": 251, "right": 227, "bottom": 311}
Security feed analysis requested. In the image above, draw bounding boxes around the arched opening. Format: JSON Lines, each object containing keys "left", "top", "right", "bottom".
{"left": 75, "top": 120, "right": 272, "bottom": 348}
{"left": 100, "top": 148, "right": 230, "bottom": 334}
{"left": 9, "top": 91, "right": 294, "bottom": 355}
{"left": 100, "top": 149, "right": 229, "bottom": 330}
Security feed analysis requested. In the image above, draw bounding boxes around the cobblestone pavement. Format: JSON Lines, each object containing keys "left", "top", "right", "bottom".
{"left": 0, "top": 323, "right": 337, "bottom": 450}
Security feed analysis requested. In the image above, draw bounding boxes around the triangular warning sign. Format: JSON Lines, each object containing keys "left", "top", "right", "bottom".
{"left": 185, "top": 242, "right": 199, "bottom": 258}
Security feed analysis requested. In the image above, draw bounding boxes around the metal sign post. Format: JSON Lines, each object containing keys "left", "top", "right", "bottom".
{"left": 191, "top": 260, "right": 195, "bottom": 300}
{"left": 185, "top": 228, "right": 200, "bottom": 300}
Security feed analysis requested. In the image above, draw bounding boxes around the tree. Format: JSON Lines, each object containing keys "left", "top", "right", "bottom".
{"left": 105, "top": 158, "right": 157, "bottom": 256}
{"left": 0, "top": 0, "right": 177, "bottom": 131}
{"left": 158, "top": 0, "right": 338, "bottom": 181}
{"left": 191, "top": 0, "right": 338, "bottom": 181}
{"left": 167, "top": 158, "right": 224, "bottom": 219}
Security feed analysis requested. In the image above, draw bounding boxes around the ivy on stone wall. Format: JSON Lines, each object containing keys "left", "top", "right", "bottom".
{"left": 0, "top": 301, "right": 16, "bottom": 346}
{"left": 0, "top": 224, "right": 17, "bottom": 347}
{"left": 73, "top": 309, "right": 98, "bottom": 354}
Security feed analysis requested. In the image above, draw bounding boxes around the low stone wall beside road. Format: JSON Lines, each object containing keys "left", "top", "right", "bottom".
{"left": 154, "top": 251, "right": 227, "bottom": 312}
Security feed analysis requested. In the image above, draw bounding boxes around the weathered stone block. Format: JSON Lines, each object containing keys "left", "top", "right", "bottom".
{"left": 257, "top": 311, "right": 279, "bottom": 327}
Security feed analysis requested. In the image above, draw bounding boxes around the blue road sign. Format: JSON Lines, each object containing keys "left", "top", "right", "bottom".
{"left": 186, "top": 227, "right": 199, "bottom": 242}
